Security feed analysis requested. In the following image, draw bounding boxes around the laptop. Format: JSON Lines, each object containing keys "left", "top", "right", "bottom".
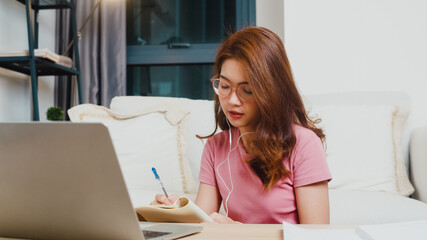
{"left": 0, "top": 122, "right": 202, "bottom": 240}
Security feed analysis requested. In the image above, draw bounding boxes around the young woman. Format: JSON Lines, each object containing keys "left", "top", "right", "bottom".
{"left": 153, "top": 26, "right": 331, "bottom": 224}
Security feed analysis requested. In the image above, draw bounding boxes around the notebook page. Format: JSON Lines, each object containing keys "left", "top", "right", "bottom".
{"left": 283, "top": 222, "right": 360, "bottom": 240}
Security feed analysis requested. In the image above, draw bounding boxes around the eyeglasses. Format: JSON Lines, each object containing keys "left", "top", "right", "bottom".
{"left": 211, "top": 77, "right": 254, "bottom": 102}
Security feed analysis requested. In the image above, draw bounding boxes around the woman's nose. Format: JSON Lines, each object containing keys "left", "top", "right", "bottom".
{"left": 228, "top": 89, "right": 242, "bottom": 105}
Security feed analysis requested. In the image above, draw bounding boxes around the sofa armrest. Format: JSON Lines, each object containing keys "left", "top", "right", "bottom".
{"left": 410, "top": 126, "right": 427, "bottom": 203}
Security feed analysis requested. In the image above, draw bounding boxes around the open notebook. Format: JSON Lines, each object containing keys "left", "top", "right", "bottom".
{"left": 136, "top": 196, "right": 213, "bottom": 223}
{"left": 0, "top": 122, "right": 202, "bottom": 240}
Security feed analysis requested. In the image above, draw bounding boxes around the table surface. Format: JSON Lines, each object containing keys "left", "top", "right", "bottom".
{"left": 180, "top": 223, "right": 356, "bottom": 240}
{"left": 0, "top": 223, "right": 356, "bottom": 240}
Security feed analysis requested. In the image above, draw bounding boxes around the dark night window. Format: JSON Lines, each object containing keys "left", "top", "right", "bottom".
{"left": 126, "top": 0, "right": 255, "bottom": 99}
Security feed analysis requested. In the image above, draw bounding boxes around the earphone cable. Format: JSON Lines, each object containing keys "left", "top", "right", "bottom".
{"left": 216, "top": 122, "right": 255, "bottom": 217}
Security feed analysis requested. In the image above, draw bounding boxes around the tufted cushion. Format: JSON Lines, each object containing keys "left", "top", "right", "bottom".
{"left": 309, "top": 104, "right": 414, "bottom": 196}
{"left": 110, "top": 96, "right": 217, "bottom": 190}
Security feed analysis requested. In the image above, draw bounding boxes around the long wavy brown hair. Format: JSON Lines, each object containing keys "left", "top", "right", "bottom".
{"left": 201, "top": 26, "right": 325, "bottom": 190}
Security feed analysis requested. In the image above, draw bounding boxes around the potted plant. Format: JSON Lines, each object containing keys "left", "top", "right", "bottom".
{"left": 46, "top": 106, "right": 64, "bottom": 121}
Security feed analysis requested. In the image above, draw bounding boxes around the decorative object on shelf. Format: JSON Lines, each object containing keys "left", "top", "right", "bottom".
{"left": 46, "top": 106, "right": 64, "bottom": 121}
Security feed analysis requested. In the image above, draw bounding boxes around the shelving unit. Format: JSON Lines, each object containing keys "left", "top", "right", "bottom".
{"left": 0, "top": 0, "right": 82, "bottom": 121}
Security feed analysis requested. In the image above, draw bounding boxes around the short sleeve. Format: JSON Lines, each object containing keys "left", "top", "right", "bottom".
{"left": 291, "top": 129, "right": 332, "bottom": 187}
{"left": 198, "top": 138, "right": 218, "bottom": 186}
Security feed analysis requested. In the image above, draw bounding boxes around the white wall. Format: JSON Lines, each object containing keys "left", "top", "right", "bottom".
{"left": 257, "top": 0, "right": 427, "bottom": 133}
{"left": 256, "top": 0, "right": 285, "bottom": 41}
{"left": 0, "top": 0, "right": 55, "bottom": 121}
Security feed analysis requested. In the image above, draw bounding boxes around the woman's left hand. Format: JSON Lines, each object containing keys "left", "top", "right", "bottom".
{"left": 208, "top": 212, "right": 241, "bottom": 224}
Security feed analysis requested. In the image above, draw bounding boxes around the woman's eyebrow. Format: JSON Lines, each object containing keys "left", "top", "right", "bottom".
{"left": 219, "top": 74, "right": 249, "bottom": 84}
{"left": 219, "top": 74, "right": 230, "bottom": 81}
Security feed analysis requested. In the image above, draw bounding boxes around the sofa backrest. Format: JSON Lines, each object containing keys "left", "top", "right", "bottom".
{"left": 69, "top": 91, "right": 414, "bottom": 197}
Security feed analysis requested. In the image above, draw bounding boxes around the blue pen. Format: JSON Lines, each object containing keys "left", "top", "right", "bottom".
{"left": 152, "top": 167, "right": 169, "bottom": 198}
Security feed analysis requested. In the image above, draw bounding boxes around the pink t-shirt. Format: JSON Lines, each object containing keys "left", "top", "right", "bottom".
{"left": 198, "top": 125, "right": 331, "bottom": 224}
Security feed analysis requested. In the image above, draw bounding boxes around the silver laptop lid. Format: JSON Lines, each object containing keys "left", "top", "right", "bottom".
{"left": 0, "top": 123, "right": 144, "bottom": 240}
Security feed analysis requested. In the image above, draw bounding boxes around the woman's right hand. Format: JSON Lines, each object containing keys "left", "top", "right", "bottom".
{"left": 150, "top": 193, "right": 180, "bottom": 205}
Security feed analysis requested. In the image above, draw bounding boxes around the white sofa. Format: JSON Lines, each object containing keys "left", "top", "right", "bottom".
{"left": 68, "top": 92, "right": 427, "bottom": 224}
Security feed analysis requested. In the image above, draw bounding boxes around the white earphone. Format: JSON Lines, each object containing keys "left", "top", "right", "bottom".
{"left": 216, "top": 119, "right": 254, "bottom": 217}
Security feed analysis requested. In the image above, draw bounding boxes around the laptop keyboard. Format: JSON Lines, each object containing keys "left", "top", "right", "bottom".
{"left": 142, "top": 230, "right": 172, "bottom": 239}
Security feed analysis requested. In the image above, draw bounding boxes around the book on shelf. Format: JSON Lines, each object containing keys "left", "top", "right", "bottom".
{"left": 34, "top": 48, "right": 73, "bottom": 68}
{"left": 56, "top": 55, "right": 73, "bottom": 69}
{"left": 34, "top": 48, "right": 60, "bottom": 63}
{"left": 135, "top": 196, "right": 213, "bottom": 223}
{"left": 0, "top": 49, "right": 73, "bottom": 68}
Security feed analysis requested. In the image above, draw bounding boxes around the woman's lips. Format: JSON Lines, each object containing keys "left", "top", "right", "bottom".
{"left": 229, "top": 111, "right": 243, "bottom": 119}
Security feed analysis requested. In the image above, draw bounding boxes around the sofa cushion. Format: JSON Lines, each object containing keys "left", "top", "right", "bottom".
{"left": 330, "top": 189, "right": 427, "bottom": 224}
{"left": 308, "top": 104, "right": 414, "bottom": 196}
{"left": 68, "top": 103, "right": 197, "bottom": 195}
{"left": 110, "top": 96, "right": 217, "bottom": 187}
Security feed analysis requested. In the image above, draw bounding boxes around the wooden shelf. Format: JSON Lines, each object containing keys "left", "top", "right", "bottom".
{"left": 16, "top": 0, "right": 72, "bottom": 10}
{"left": 3, "top": 0, "right": 82, "bottom": 121}
{"left": 0, "top": 56, "right": 78, "bottom": 76}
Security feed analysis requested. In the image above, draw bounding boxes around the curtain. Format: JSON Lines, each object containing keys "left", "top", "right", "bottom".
{"left": 55, "top": 0, "right": 126, "bottom": 119}
{"left": 54, "top": 6, "right": 73, "bottom": 117}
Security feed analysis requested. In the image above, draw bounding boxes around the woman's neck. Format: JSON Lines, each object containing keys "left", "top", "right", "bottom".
{"left": 238, "top": 128, "right": 256, "bottom": 153}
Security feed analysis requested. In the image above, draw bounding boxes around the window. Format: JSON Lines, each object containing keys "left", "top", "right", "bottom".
{"left": 126, "top": 0, "right": 255, "bottom": 99}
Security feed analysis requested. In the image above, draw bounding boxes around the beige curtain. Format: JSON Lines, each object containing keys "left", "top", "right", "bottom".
{"left": 55, "top": 0, "right": 126, "bottom": 119}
